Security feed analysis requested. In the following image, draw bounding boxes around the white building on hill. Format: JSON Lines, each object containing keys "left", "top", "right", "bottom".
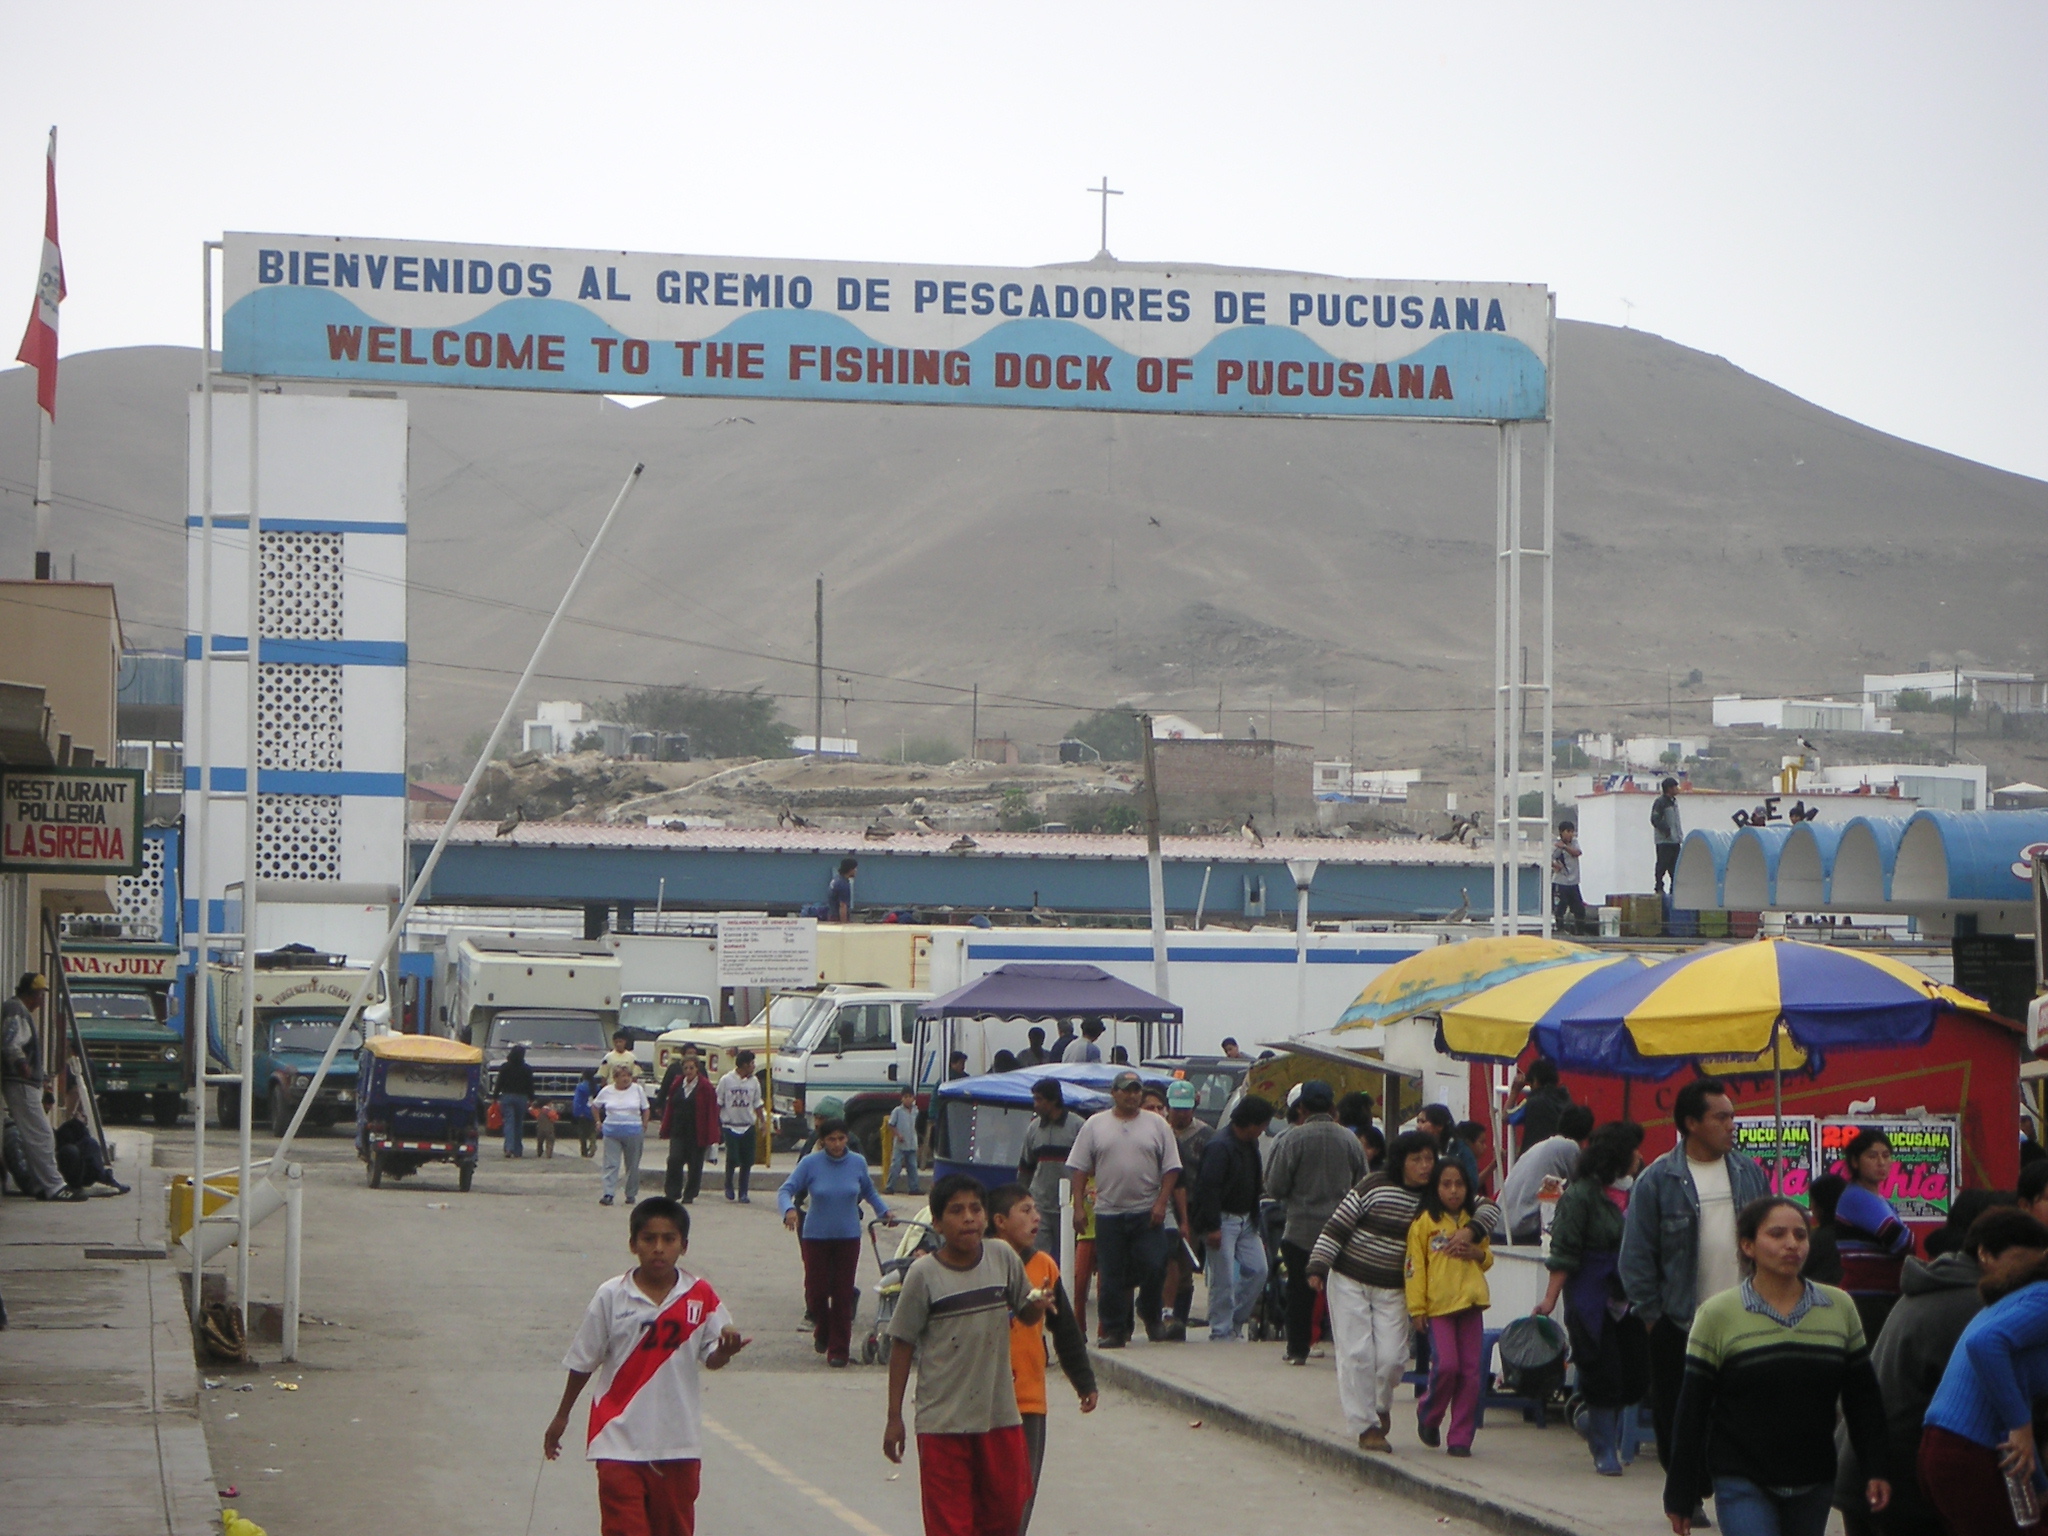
{"left": 1712, "top": 695, "right": 1891, "bottom": 733}
{"left": 1863, "top": 668, "right": 2043, "bottom": 714}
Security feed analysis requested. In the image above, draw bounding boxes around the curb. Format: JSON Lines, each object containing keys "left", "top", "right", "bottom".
{"left": 137, "top": 1134, "right": 224, "bottom": 1536}
{"left": 1087, "top": 1350, "right": 1579, "bottom": 1536}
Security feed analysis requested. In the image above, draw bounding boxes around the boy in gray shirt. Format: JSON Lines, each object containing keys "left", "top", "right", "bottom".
{"left": 884, "top": 1175, "right": 1047, "bottom": 1533}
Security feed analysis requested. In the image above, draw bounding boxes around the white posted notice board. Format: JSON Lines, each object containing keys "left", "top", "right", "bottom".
{"left": 716, "top": 915, "right": 818, "bottom": 990}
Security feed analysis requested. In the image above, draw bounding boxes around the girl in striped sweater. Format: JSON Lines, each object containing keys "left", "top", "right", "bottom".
{"left": 1308, "top": 1130, "right": 1442, "bottom": 1452}
{"left": 1311, "top": 1131, "right": 1503, "bottom": 1454}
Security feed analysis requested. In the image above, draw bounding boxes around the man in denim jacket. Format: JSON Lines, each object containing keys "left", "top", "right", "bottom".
{"left": 1618, "top": 1076, "right": 1769, "bottom": 1510}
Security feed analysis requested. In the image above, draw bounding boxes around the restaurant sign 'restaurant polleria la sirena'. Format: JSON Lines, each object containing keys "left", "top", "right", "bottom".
{"left": 0, "top": 767, "right": 145, "bottom": 876}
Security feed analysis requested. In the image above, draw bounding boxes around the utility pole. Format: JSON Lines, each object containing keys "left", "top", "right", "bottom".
{"left": 1952, "top": 664, "right": 1960, "bottom": 758}
{"left": 971, "top": 683, "right": 978, "bottom": 760}
{"left": 1216, "top": 685, "right": 1223, "bottom": 735}
{"left": 813, "top": 576, "right": 824, "bottom": 761}
{"left": 1138, "top": 714, "right": 1169, "bottom": 1002}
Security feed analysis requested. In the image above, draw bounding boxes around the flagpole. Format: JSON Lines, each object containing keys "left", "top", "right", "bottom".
{"left": 18, "top": 125, "right": 63, "bottom": 581}
{"left": 33, "top": 407, "right": 52, "bottom": 580}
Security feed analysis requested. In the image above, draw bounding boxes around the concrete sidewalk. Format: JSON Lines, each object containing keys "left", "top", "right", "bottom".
{"left": 1089, "top": 1333, "right": 1675, "bottom": 1536}
{"left": 0, "top": 1130, "right": 220, "bottom": 1536}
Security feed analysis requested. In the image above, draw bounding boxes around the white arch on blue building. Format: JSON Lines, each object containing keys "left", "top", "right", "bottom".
{"left": 1672, "top": 809, "right": 2048, "bottom": 931}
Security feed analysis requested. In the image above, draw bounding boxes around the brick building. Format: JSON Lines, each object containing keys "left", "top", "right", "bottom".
{"left": 1155, "top": 737, "right": 1314, "bottom": 829}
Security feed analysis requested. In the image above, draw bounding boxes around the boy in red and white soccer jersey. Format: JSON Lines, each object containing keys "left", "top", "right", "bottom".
{"left": 545, "top": 1196, "right": 750, "bottom": 1536}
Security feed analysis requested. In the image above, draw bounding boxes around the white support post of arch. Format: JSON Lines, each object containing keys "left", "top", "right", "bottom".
{"left": 1491, "top": 313, "right": 1558, "bottom": 939}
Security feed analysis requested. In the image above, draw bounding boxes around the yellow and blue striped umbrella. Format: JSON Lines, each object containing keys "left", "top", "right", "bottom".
{"left": 1333, "top": 935, "right": 1597, "bottom": 1031}
{"left": 1437, "top": 954, "right": 1653, "bottom": 1063}
{"left": 1539, "top": 937, "right": 1995, "bottom": 1077}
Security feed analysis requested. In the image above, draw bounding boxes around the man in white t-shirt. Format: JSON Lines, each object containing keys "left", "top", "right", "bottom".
{"left": 1618, "top": 1077, "right": 1769, "bottom": 1516}
{"left": 545, "top": 1196, "right": 750, "bottom": 1536}
{"left": 1065, "top": 1068, "right": 1181, "bottom": 1348}
{"left": 716, "top": 1051, "right": 764, "bottom": 1204}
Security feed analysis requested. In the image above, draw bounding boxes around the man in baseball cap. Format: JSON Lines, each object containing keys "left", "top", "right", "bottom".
{"left": 3, "top": 973, "right": 71, "bottom": 1200}
{"left": 1158, "top": 1080, "right": 1214, "bottom": 1339}
{"left": 1166, "top": 1081, "right": 1208, "bottom": 1159}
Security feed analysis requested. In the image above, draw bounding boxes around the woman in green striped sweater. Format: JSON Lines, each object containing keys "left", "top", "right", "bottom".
{"left": 1664, "top": 1195, "right": 1891, "bottom": 1536}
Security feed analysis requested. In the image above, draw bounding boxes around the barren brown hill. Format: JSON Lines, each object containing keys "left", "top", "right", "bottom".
{"left": 1, "top": 322, "right": 2041, "bottom": 774}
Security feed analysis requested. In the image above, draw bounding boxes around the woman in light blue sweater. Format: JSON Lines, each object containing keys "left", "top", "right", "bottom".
{"left": 778, "top": 1118, "right": 893, "bottom": 1366}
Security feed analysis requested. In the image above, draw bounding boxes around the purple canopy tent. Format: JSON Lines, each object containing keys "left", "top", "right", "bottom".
{"left": 916, "top": 964, "right": 1183, "bottom": 1074}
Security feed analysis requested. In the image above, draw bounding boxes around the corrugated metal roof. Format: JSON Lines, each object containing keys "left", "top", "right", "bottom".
{"left": 420, "top": 820, "right": 1491, "bottom": 866}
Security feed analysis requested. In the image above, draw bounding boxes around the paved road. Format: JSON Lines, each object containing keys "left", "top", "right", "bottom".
{"left": 158, "top": 1127, "right": 1481, "bottom": 1535}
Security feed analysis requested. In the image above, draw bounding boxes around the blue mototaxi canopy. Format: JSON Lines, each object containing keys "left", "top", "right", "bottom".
{"left": 931, "top": 1061, "right": 1125, "bottom": 1113}
{"left": 916, "top": 962, "right": 1183, "bottom": 1023}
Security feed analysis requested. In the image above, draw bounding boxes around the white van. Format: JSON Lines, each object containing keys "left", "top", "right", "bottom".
{"left": 768, "top": 986, "right": 933, "bottom": 1161}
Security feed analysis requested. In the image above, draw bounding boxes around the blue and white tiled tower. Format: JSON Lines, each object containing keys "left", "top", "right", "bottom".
{"left": 183, "top": 392, "right": 408, "bottom": 948}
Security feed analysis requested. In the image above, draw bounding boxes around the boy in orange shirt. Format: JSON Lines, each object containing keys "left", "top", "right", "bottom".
{"left": 988, "top": 1182, "right": 1098, "bottom": 1535}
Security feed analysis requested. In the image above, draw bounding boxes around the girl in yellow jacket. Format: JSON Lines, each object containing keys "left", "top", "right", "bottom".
{"left": 1405, "top": 1159, "right": 1492, "bottom": 1455}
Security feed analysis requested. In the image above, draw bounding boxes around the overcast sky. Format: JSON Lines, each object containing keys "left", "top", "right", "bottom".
{"left": 2, "top": 2, "right": 2042, "bottom": 480}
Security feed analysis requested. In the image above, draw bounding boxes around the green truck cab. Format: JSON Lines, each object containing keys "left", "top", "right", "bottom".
{"left": 60, "top": 942, "right": 185, "bottom": 1127}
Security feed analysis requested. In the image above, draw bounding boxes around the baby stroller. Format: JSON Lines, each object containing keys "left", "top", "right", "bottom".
{"left": 860, "top": 1214, "right": 939, "bottom": 1364}
{"left": 1245, "top": 1198, "right": 1291, "bottom": 1343}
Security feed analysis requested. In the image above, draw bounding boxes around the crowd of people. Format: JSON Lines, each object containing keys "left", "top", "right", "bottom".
{"left": 490, "top": 1035, "right": 775, "bottom": 1214}
{"left": 505, "top": 1029, "right": 2048, "bottom": 1536}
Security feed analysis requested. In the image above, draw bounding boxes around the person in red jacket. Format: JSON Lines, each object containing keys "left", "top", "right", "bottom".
{"left": 657, "top": 1046, "right": 720, "bottom": 1205}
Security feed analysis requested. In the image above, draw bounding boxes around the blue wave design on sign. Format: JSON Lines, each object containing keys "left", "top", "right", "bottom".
{"left": 222, "top": 286, "right": 1546, "bottom": 420}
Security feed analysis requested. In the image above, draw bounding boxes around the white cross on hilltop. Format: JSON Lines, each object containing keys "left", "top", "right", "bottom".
{"left": 1087, "top": 176, "right": 1123, "bottom": 259}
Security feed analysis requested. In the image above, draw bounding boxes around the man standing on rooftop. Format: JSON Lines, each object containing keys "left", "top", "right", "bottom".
{"left": 1651, "top": 779, "right": 1684, "bottom": 897}
{"left": 827, "top": 859, "right": 857, "bottom": 923}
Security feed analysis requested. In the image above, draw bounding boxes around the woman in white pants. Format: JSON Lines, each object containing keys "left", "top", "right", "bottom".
{"left": 592, "top": 1063, "right": 650, "bottom": 1207}
{"left": 1307, "top": 1131, "right": 1447, "bottom": 1453}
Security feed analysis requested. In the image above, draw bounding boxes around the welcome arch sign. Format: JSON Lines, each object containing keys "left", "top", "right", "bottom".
{"left": 222, "top": 235, "right": 1547, "bottom": 424}
{"left": 207, "top": 232, "right": 1557, "bottom": 950}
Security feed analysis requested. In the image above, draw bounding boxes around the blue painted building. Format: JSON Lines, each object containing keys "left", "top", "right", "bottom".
{"left": 1674, "top": 808, "right": 2048, "bottom": 934}
{"left": 410, "top": 823, "right": 1530, "bottom": 923}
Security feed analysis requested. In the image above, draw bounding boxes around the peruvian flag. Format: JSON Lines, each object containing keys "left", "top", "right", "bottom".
{"left": 15, "top": 127, "right": 63, "bottom": 418}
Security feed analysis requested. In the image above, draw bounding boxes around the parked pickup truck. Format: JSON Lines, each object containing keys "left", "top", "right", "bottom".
{"left": 768, "top": 985, "right": 934, "bottom": 1163}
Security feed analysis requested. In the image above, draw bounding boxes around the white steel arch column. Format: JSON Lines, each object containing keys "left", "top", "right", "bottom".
{"left": 1493, "top": 299, "right": 1557, "bottom": 937}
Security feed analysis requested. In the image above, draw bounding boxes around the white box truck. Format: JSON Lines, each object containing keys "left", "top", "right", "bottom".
{"left": 449, "top": 935, "right": 622, "bottom": 1104}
